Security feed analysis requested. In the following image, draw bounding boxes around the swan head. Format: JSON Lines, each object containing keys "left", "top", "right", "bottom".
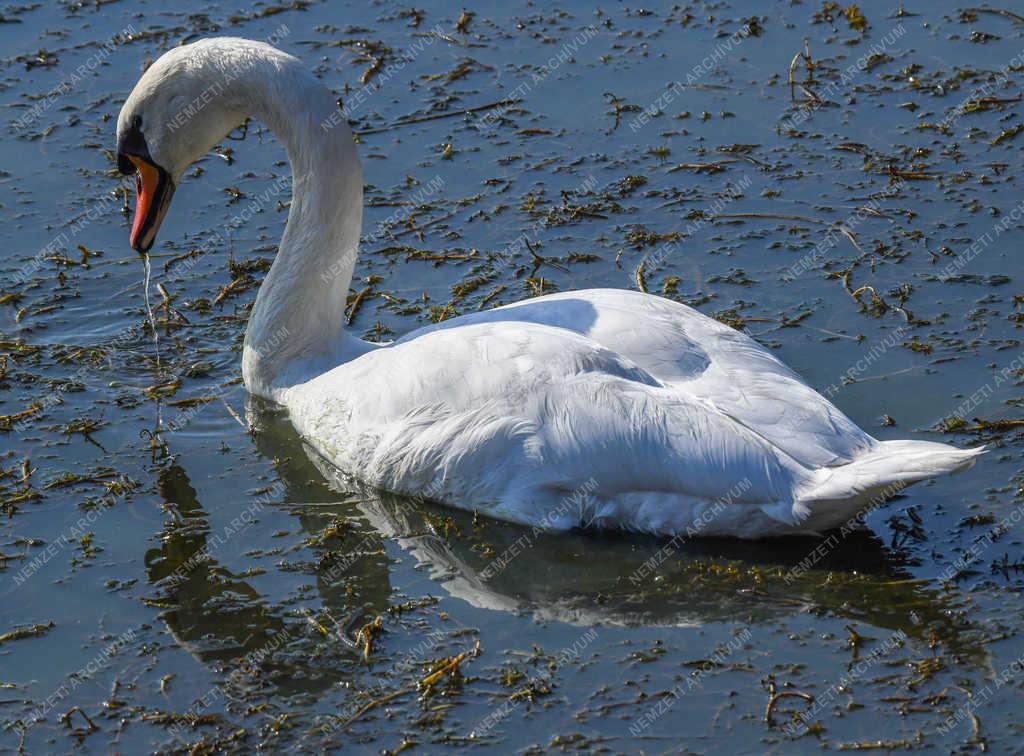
{"left": 116, "top": 41, "right": 249, "bottom": 252}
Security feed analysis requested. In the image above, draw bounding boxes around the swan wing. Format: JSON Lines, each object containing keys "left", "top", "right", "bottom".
{"left": 287, "top": 315, "right": 811, "bottom": 534}
{"left": 404, "top": 288, "right": 874, "bottom": 468}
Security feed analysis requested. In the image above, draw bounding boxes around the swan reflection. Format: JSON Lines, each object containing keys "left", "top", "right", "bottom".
{"left": 143, "top": 396, "right": 986, "bottom": 686}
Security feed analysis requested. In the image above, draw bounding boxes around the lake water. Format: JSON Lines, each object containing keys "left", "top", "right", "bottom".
{"left": 2, "top": 0, "right": 1024, "bottom": 752}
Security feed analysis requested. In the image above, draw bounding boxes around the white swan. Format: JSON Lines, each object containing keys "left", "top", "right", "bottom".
{"left": 116, "top": 38, "right": 982, "bottom": 539}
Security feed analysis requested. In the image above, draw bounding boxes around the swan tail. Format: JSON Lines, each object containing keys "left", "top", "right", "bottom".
{"left": 763, "top": 440, "right": 986, "bottom": 533}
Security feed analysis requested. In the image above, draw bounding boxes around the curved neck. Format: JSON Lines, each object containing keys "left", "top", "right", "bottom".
{"left": 234, "top": 55, "right": 366, "bottom": 398}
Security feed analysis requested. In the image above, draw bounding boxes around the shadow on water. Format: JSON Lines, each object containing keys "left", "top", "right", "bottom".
{"left": 141, "top": 395, "right": 989, "bottom": 703}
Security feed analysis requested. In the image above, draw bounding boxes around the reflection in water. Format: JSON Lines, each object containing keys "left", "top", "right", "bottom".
{"left": 143, "top": 457, "right": 387, "bottom": 702}
{"left": 314, "top": 463, "right": 987, "bottom": 666}
{"left": 146, "top": 464, "right": 286, "bottom": 662}
{"left": 142, "top": 397, "right": 988, "bottom": 708}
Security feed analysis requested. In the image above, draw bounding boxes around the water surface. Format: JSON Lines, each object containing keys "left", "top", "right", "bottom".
{"left": 2, "top": 1, "right": 1024, "bottom": 752}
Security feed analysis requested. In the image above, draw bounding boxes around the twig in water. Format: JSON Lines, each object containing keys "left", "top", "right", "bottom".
{"left": 764, "top": 680, "right": 814, "bottom": 728}
{"left": 347, "top": 285, "right": 375, "bottom": 324}
{"left": 965, "top": 6, "right": 1024, "bottom": 25}
{"left": 635, "top": 260, "right": 648, "bottom": 293}
{"left": 357, "top": 99, "right": 520, "bottom": 136}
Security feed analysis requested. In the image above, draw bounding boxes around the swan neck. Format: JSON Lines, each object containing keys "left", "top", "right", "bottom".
{"left": 238, "top": 60, "right": 364, "bottom": 398}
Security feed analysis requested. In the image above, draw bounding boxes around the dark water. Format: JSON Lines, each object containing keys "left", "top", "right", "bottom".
{"left": 2, "top": 0, "right": 1024, "bottom": 752}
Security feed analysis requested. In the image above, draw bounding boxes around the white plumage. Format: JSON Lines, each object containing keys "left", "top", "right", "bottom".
{"left": 287, "top": 289, "right": 982, "bottom": 538}
{"left": 117, "top": 38, "right": 982, "bottom": 539}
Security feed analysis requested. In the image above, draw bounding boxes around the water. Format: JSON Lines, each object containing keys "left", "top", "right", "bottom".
{"left": 140, "top": 253, "right": 164, "bottom": 431}
{"left": 1, "top": 1, "right": 1024, "bottom": 752}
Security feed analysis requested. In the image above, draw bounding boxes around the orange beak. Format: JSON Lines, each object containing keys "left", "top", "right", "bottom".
{"left": 127, "top": 155, "right": 175, "bottom": 253}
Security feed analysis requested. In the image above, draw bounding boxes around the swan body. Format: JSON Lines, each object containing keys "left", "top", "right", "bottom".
{"left": 116, "top": 38, "right": 982, "bottom": 539}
